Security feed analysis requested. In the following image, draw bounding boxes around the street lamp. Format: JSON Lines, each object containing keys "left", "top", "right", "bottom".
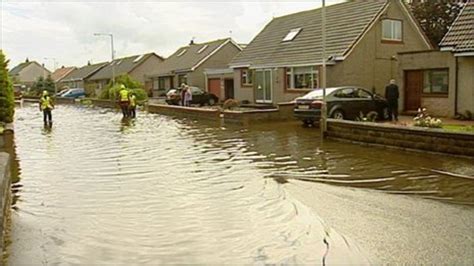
{"left": 320, "top": 0, "right": 327, "bottom": 137}
{"left": 44, "top": 57, "right": 58, "bottom": 94}
{"left": 94, "top": 33, "right": 115, "bottom": 86}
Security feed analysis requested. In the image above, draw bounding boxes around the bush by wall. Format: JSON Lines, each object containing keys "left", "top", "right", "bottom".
{"left": 0, "top": 50, "right": 14, "bottom": 123}
{"left": 98, "top": 74, "right": 148, "bottom": 102}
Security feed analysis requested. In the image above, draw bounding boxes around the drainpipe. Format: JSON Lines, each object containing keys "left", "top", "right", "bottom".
{"left": 454, "top": 56, "right": 459, "bottom": 116}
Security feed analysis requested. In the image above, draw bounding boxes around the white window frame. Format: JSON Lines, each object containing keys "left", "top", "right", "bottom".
{"left": 241, "top": 69, "right": 253, "bottom": 86}
{"left": 382, "top": 19, "right": 402, "bottom": 41}
{"left": 177, "top": 49, "right": 187, "bottom": 57}
{"left": 285, "top": 66, "right": 319, "bottom": 90}
{"left": 282, "top": 28, "right": 301, "bottom": 42}
{"left": 197, "top": 45, "right": 208, "bottom": 54}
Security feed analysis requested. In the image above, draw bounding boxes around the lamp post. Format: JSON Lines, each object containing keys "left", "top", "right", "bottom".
{"left": 94, "top": 33, "right": 115, "bottom": 86}
{"left": 44, "top": 57, "right": 57, "bottom": 94}
{"left": 320, "top": 0, "right": 327, "bottom": 137}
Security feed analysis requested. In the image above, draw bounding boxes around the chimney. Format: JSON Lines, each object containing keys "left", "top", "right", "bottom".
{"left": 87, "top": 60, "right": 91, "bottom": 66}
{"left": 25, "top": 57, "right": 29, "bottom": 63}
{"left": 190, "top": 37, "right": 196, "bottom": 45}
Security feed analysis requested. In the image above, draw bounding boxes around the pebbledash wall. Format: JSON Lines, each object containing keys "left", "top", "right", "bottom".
{"left": 326, "top": 119, "right": 474, "bottom": 157}
{"left": 0, "top": 124, "right": 14, "bottom": 253}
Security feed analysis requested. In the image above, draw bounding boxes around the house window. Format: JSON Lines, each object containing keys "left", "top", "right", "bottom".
{"left": 423, "top": 69, "right": 448, "bottom": 94}
{"left": 178, "top": 74, "right": 188, "bottom": 86}
{"left": 286, "top": 66, "right": 319, "bottom": 90}
{"left": 177, "top": 49, "right": 187, "bottom": 57}
{"left": 241, "top": 69, "right": 253, "bottom": 86}
{"left": 283, "top": 28, "right": 301, "bottom": 42}
{"left": 198, "top": 45, "right": 208, "bottom": 54}
{"left": 158, "top": 77, "right": 166, "bottom": 90}
{"left": 382, "top": 19, "right": 402, "bottom": 41}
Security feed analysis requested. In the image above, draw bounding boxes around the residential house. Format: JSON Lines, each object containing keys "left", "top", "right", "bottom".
{"left": 9, "top": 59, "right": 51, "bottom": 89}
{"left": 229, "top": 0, "right": 432, "bottom": 105}
{"left": 147, "top": 38, "right": 242, "bottom": 98}
{"left": 50, "top": 66, "right": 76, "bottom": 84}
{"left": 58, "top": 62, "right": 108, "bottom": 94}
{"left": 398, "top": 2, "right": 474, "bottom": 117}
{"left": 87, "top": 53, "right": 164, "bottom": 96}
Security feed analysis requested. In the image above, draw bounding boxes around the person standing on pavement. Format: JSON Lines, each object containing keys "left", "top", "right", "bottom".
{"left": 385, "top": 79, "right": 399, "bottom": 122}
{"left": 118, "top": 85, "right": 130, "bottom": 118}
{"left": 179, "top": 83, "right": 187, "bottom": 106}
{"left": 184, "top": 86, "right": 193, "bottom": 107}
{"left": 39, "top": 90, "right": 54, "bottom": 126}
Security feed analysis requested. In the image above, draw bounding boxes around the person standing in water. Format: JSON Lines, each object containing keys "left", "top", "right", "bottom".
{"left": 118, "top": 85, "right": 130, "bottom": 118}
{"left": 129, "top": 92, "right": 137, "bottom": 119}
{"left": 39, "top": 90, "right": 54, "bottom": 126}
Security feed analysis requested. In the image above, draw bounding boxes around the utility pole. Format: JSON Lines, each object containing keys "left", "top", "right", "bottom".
{"left": 320, "top": 0, "right": 327, "bottom": 137}
{"left": 94, "top": 33, "right": 115, "bottom": 86}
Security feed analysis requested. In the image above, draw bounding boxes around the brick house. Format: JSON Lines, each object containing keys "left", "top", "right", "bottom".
{"left": 9, "top": 59, "right": 51, "bottom": 89}
{"left": 146, "top": 38, "right": 242, "bottom": 98}
{"left": 86, "top": 53, "right": 164, "bottom": 96}
{"left": 398, "top": 2, "right": 474, "bottom": 117}
{"left": 229, "top": 0, "right": 432, "bottom": 106}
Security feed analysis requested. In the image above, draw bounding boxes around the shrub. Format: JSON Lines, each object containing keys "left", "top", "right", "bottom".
{"left": 413, "top": 108, "right": 443, "bottom": 128}
{"left": 99, "top": 74, "right": 147, "bottom": 102}
{"left": 0, "top": 50, "right": 14, "bottom": 123}
{"left": 223, "top": 99, "right": 239, "bottom": 110}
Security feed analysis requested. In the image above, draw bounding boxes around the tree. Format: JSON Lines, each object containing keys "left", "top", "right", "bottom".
{"left": 408, "top": 1, "right": 465, "bottom": 47}
{"left": 0, "top": 50, "right": 15, "bottom": 123}
{"left": 99, "top": 74, "right": 148, "bottom": 102}
{"left": 32, "top": 75, "right": 55, "bottom": 95}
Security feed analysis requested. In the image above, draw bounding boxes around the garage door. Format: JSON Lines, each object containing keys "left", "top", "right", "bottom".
{"left": 208, "top": 79, "right": 221, "bottom": 100}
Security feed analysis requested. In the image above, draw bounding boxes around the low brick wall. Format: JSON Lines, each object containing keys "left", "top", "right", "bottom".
{"left": 327, "top": 119, "right": 474, "bottom": 157}
{"left": 0, "top": 152, "right": 10, "bottom": 253}
{"left": 148, "top": 104, "right": 220, "bottom": 121}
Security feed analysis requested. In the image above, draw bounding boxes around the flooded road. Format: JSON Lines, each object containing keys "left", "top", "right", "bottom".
{"left": 6, "top": 104, "right": 474, "bottom": 264}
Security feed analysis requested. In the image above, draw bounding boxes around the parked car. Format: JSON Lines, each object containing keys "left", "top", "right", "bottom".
{"left": 59, "top": 88, "right": 85, "bottom": 99}
{"left": 293, "top": 87, "right": 389, "bottom": 125}
{"left": 166, "top": 87, "right": 218, "bottom": 106}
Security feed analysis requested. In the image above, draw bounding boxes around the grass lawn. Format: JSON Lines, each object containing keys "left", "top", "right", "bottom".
{"left": 443, "top": 124, "right": 474, "bottom": 133}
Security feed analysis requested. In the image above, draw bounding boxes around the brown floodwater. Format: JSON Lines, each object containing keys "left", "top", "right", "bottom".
{"left": 6, "top": 104, "right": 474, "bottom": 264}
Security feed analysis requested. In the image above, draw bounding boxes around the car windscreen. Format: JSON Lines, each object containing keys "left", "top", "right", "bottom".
{"left": 301, "top": 88, "right": 339, "bottom": 99}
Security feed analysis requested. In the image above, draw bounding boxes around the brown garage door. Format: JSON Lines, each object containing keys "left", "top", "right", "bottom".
{"left": 208, "top": 79, "right": 221, "bottom": 100}
{"left": 405, "top": 70, "right": 422, "bottom": 111}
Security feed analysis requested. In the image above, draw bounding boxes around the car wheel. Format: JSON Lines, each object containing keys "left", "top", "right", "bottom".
{"left": 208, "top": 97, "right": 216, "bottom": 106}
{"left": 331, "top": 110, "right": 344, "bottom": 120}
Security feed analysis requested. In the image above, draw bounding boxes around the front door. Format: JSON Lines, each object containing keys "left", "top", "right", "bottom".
{"left": 208, "top": 78, "right": 221, "bottom": 100}
{"left": 405, "top": 70, "right": 422, "bottom": 111}
{"left": 255, "top": 69, "right": 272, "bottom": 103}
{"left": 224, "top": 79, "right": 234, "bottom": 100}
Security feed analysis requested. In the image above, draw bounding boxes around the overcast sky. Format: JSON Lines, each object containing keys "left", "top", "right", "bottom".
{"left": 1, "top": 1, "right": 344, "bottom": 71}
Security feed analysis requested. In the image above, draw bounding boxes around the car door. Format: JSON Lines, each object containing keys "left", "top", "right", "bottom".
{"left": 332, "top": 88, "right": 357, "bottom": 118}
{"left": 354, "top": 88, "right": 376, "bottom": 116}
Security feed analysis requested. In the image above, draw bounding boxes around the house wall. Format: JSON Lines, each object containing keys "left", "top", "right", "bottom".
{"left": 233, "top": 69, "right": 255, "bottom": 103}
{"left": 192, "top": 42, "right": 242, "bottom": 89}
{"left": 398, "top": 51, "right": 455, "bottom": 117}
{"left": 327, "top": 0, "right": 430, "bottom": 95}
{"left": 19, "top": 63, "right": 51, "bottom": 84}
{"left": 457, "top": 57, "right": 474, "bottom": 115}
{"left": 130, "top": 55, "right": 164, "bottom": 84}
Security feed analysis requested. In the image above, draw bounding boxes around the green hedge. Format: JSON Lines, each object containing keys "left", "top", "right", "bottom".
{"left": 0, "top": 50, "right": 14, "bottom": 123}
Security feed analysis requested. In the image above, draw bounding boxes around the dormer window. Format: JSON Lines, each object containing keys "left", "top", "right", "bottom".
{"left": 382, "top": 19, "right": 402, "bottom": 42}
{"left": 198, "top": 45, "right": 208, "bottom": 54}
{"left": 177, "top": 49, "right": 187, "bottom": 57}
{"left": 283, "top": 28, "right": 301, "bottom": 42}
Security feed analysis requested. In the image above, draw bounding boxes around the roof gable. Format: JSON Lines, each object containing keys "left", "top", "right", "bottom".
{"left": 151, "top": 38, "right": 241, "bottom": 76}
{"left": 439, "top": 2, "right": 474, "bottom": 54}
{"left": 9, "top": 61, "right": 49, "bottom": 76}
{"left": 88, "top": 53, "right": 163, "bottom": 81}
{"left": 230, "top": 1, "right": 390, "bottom": 68}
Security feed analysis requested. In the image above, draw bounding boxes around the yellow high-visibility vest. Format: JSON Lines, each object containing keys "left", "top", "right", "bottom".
{"left": 130, "top": 95, "right": 137, "bottom": 107}
{"left": 40, "top": 96, "right": 53, "bottom": 110}
{"left": 119, "top": 89, "right": 129, "bottom": 102}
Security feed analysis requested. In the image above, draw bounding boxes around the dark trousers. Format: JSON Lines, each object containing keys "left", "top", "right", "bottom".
{"left": 129, "top": 106, "right": 136, "bottom": 118}
{"left": 43, "top": 108, "right": 52, "bottom": 124}
{"left": 387, "top": 99, "right": 398, "bottom": 121}
{"left": 120, "top": 101, "right": 130, "bottom": 118}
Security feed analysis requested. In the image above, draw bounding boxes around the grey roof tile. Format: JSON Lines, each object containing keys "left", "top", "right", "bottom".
{"left": 439, "top": 2, "right": 474, "bottom": 53}
{"left": 61, "top": 62, "right": 108, "bottom": 82}
{"left": 230, "top": 1, "right": 388, "bottom": 68}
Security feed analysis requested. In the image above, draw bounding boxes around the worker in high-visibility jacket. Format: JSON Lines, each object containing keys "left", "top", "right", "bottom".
{"left": 118, "top": 85, "right": 130, "bottom": 118}
{"left": 129, "top": 93, "right": 137, "bottom": 119}
{"left": 39, "top": 90, "right": 54, "bottom": 126}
